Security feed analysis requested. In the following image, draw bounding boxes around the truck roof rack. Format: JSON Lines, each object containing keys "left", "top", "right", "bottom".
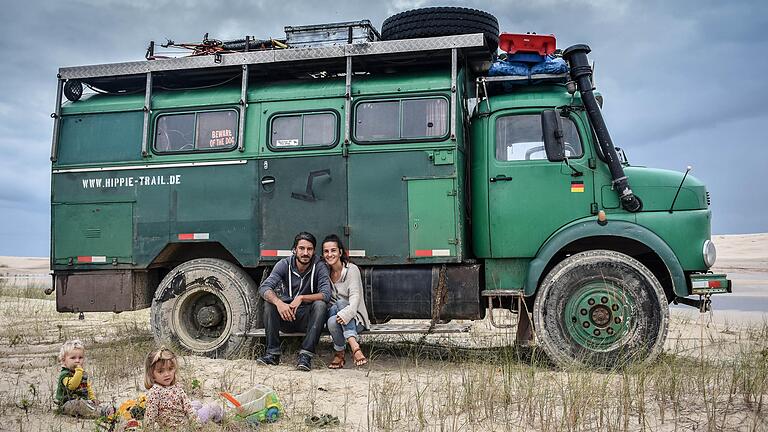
{"left": 59, "top": 33, "right": 491, "bottom": 93}
{"left": 51, "top": 33, "right": 489, "bottom": 161}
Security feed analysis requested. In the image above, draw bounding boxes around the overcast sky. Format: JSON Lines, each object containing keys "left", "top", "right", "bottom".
{"left": 1, "top": 0, "right": 766, "bottom": 256}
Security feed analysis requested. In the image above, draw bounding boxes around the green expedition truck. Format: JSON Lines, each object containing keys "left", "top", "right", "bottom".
{"left": 49, "top": 7, "right": 730, "bottom": 367}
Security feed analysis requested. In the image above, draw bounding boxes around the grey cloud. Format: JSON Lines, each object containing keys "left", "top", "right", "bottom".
{"left": 0, "top": 0, "right": 766, "bottom": 256}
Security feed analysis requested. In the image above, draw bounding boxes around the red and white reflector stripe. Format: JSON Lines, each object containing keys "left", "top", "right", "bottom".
{"left": 348, "top": 250, "right": 366, "bottom": 257}
{"left": 261, "top": 250, "right": 293, "bottom": 257}
{"left": 178, "top": 233, "right": 210, "bottom": 240}
{"left": 692, "top": 280, "right": 722, "bottom": 288}
{"left": 415, "top": 249, "right": 451, "bottom": 257}
{"left": 77, "top": 256, "right": 107, "bottom": 263}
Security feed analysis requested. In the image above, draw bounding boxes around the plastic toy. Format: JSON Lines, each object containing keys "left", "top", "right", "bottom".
{"left": 221, "top": 384, "right": 282, "bottom": 423}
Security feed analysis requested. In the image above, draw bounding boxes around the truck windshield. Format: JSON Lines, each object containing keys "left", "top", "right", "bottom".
{"left": 495, "top": 114, "right": 582, "bottom": 161}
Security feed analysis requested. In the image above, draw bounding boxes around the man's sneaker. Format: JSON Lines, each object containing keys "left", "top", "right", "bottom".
{"left": 256, "top": 354, "right": 280, "bottom": 366}
{"left": 296, "top": 353, "right": 312, "bottom": 371}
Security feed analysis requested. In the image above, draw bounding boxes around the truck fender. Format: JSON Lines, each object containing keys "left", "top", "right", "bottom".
{"left": 525, "top": 219, "right": 687, "bottom": 298}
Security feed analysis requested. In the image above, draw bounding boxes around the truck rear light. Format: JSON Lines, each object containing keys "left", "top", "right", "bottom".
{"left": 706, "top": 191, "right": 711, "bottom": 206}
{"left": 178, "top": 233, "right": 210, "bottom": 240}
{"left": 77, "top": 256, "right": 107, "bottom": 263}
{"left": 415, "top": 249, "right": 452, "bottom": 257}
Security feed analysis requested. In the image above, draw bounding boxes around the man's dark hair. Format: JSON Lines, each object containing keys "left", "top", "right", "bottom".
{"left": 322, "top": 234, "right": 349, "bottom": 265}
{"left": 292, "top": 232, "right": 317, "bottom": 249}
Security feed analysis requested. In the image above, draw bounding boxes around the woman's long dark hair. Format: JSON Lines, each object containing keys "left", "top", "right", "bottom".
{"left": 322, "top": 234, "right": 349, "bottom": 265}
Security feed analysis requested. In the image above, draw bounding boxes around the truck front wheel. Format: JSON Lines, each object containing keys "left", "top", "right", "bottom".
{"left": 533, "top": 250, "right": 669, "bottom": 368}
{"left": 151, "top": 258, "right": 259, "bottom": 359}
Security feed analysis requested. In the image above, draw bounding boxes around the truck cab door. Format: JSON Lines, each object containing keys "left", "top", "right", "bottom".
{"left": 257, "top": 106, "right": 347, "bottom": 257}
{"left": 486, "top": 112, "right": 594, "bottom": 257}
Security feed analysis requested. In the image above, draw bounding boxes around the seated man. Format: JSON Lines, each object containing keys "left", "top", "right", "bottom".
{"left": 257, "top": 232, "right": 331, "bottom": 371}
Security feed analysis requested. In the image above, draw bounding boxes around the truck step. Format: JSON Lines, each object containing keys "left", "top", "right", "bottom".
{"left": 241, "top": 321, "right": 472, "bottom": 337}
{"left": 481, "top": 289, "right": 523, "bottom": 296}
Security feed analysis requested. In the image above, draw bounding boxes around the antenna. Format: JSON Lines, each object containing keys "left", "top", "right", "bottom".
{"left": 669, "top": 166, "right": 692, "bottom": 213}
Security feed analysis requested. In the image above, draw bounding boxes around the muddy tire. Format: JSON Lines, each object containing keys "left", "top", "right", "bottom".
{"left": 533, "top": 250, "right": 669, "bottom": 368}
{"left": 151, "top": 258, "right": 259, "bottom": 359}
{"left": 381, "top": 7, "right": 500, "bottom": 53}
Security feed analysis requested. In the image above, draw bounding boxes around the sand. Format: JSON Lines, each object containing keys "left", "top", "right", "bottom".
{"left": 0, "top": 234, "right": 766, "bottom": 431}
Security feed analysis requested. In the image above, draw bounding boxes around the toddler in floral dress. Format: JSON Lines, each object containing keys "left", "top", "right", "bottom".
{"left": 143, "top": 347, "right": 221, "bottom": 429}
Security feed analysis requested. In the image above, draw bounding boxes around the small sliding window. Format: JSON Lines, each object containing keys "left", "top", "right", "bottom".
{"left": 269, "top": 112, "right": 338, "bottom": 150}
{"left": 154, "top": 109, "right": 238, "bottom": 154}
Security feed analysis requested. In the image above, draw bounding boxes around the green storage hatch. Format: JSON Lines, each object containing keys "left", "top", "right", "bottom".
{"left": 53, "top": 203, "right": 133, "bottom": 265}
{"left": 407, "top": 178, "right": 457, "bottom": 258}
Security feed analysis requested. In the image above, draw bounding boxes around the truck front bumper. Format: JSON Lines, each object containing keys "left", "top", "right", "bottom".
{"left": 689, "top": 273, "right": 732, "bottom": 295}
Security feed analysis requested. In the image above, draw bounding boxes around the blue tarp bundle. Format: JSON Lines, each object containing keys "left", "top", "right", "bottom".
{"left": 488, "top": 55, "right": 568, "bottom": 77}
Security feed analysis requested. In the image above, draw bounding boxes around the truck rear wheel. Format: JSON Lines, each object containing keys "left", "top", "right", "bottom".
{"left": 533, "top": 250, "right": 669, "bottom": 368}
{"left": 151, "top": 258, "right": 258, "bottom": 359}
{"left": 381, "top": 7, "right": 500, "bottom": 53}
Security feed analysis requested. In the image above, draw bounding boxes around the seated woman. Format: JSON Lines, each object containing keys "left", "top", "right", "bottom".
{"left": 322, "top": 234, "right": 371, "bottom": 368}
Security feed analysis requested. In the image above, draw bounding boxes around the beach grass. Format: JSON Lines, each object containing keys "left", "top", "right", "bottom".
{"left": 0, "top": 282, "right": 766, "bottom": 431}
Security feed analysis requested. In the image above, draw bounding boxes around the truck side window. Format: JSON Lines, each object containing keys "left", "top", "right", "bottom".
{"left": 402, "top": 98, "right": 447, "bottom": 138}
{"left": 495, "top": 114, "right": 583, "bottom": 161}
{"left": 355, "top": 101, "right": 399, "bottom": 141}
{"left": 154, "top": 110, "right": 238, "bottom": 153}
{"left": 270, "top": 112, "right": 337, "bottom": 149}
{"left": 355, "top": 97, "right": 448, "bottom": 142}
{"left": 198, "top": 111, "right": 238, "bottom": 149}
{"left": 155, "top": 114, "right": 195, "bottom": 152}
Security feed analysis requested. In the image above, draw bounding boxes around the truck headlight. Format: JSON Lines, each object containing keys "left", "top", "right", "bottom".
{"left": 703, "top": 240, "right": 717, "bottom": 268}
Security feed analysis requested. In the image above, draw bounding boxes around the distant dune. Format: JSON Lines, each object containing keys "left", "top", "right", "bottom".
{"left": 712, "top": 233, "right": 768, "bottom": 273}
{"left": 0, "top": 256, "right": 48, "bottom": 274}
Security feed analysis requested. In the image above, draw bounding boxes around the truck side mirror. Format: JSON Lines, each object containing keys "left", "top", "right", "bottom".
{"left": 541, "top": 110, "right": 565, "bottom": 162}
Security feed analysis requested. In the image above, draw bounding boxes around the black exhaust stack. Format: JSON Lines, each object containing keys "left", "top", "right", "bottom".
{"left": 563, "top": 44, "right": 642, "bottom": 213}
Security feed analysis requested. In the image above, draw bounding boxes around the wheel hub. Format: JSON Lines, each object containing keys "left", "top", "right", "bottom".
{"left": 590, "top": 305, "right": 611, "bottom": 327}
{"left": 172, "top": 287, "right": 232, "bottom": 352}
{"left": 197, "top": 305, "right": 224, "bottom": 328}
{"left": 565, "top": 281, "right": 632, "bottom": 349}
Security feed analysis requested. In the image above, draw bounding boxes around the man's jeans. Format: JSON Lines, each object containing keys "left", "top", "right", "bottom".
{"left": 327, "top": 299, "right": 365, "bottom": 352}
{"left": 264, "top": 300, "right": 326, "bottom": 357}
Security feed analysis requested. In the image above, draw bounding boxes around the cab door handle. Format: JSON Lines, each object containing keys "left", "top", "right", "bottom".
{"left": 489, "top": 175, "right": 513, "bottom": 182}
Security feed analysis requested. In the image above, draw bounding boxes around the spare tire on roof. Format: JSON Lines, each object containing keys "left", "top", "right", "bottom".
{"left": 381, "top": 7, "right": 499, "bottom": 53}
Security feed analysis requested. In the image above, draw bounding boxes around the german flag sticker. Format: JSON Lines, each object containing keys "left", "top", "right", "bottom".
{"left": 571, "top": 181, "right": 585, "bottom": 193}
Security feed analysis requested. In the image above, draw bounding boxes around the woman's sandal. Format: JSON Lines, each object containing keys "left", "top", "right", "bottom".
{"left": 352, "top": 348, "right": 368, "bottom": 366}
{"left": 328, "top": 351, "right": 345, "bottom": 369}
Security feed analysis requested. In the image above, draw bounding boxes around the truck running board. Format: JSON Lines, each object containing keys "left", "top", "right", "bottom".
{"left": 239, "top": 321, "right": 472, "bottom": 337}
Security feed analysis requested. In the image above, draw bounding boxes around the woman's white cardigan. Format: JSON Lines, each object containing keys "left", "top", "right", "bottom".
{"left": 331, "top": 263, "right": 371, "bottom": 329}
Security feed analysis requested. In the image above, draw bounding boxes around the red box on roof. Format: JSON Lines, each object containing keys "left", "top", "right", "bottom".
{"left": 499, "top": 33, "right": 557, "bottom": 55}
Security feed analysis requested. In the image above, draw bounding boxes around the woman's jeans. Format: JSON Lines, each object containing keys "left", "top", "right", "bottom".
{"left": 327, "top": 299, "right": 365, "bottom": 352}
